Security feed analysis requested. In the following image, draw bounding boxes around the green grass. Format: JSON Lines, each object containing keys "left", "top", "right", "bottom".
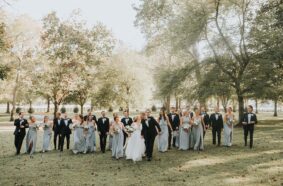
{"left": 0, "top": 117, "right": 282, "bottom": 186}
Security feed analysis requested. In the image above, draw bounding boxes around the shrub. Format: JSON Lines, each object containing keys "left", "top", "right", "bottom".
{"left": 73, "top": 107, "right": 79, "bottom": 113}
{"left": 108, "top": 106, "right": 113, "bottom": 112}
{"left": 28, "top": 108, "right": 35, "bottom": 114}
{"left": 60, "top": 107, "right": 66, "bottom": 113}
{"left": 151, "top": 105, "right": 157, "bottom": 112}
{"left": 15, "top": 107, "right": 22, "bottom": 114}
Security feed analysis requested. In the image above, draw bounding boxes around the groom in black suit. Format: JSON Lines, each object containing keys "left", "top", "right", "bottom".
{"left": 59, "top": 113, "right": 72, "bottom": 151}
{"left": 14, "top": 112, "right": 29, "bottom": 155}
{"left": 53, "top": 112, "right": 61, "bottom": 150}
{"left": 209, "top": 106, "right": 224, "bottom": 146}
{"left": 167, "top": 107, "right": 180, "bottom": 149}
{"left": 141, "top": 110, "right": 161, "bottom": 161}
{"left": 97, "top": 111, "right": 110, "bottom": 153}
{"left": 242, "top": 105, "right": 257, "bottom": 148}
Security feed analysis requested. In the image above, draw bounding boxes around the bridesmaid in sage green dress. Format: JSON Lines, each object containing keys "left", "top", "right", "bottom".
{"left": 26, "top": 116, "right": 39, "bottom": 156}
{"left": 110, "top": 116, "right": 126, "bottom": 160}
{"left": 42, "top": 116, "right": 52, "bottom": 152}
{"left": 179, "top": 111, "right": 191, "bottom": 150}
{"left": 191, "top": 108, "right": 204, "bottom": 151}
{"left": 158, "top": 110, "right": 172, "bottom": 152}
{"left": 72, "top": 114, "right": 87, "bottom": 154}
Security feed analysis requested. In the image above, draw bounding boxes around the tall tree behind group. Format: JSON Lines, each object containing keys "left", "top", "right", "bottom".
{"left": 39, "top": 11, "right": 115, "bottom": 118}
{"left": 134, "top": 0, "right": 282, "bottom": 121}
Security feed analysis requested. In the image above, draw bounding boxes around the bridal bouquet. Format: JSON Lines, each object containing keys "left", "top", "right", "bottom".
{"left": 125, "top": 125, "right": 135, "bottom": 134}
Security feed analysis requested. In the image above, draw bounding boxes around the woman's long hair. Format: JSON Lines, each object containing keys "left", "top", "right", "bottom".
{"left": 159, "top": 110, "right": 167, "bottom": 121}
{"left": 79, "top": 114, "right": 84, "bottom": 124}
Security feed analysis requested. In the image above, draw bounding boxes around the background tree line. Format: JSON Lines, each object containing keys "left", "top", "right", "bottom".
{"left": 134, "top": 0, "right": 283, "bottom": 122}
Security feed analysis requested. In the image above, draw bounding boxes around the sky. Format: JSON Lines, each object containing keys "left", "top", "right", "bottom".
{"left": 3, "top": 0, "right": 146, "bottom": 50}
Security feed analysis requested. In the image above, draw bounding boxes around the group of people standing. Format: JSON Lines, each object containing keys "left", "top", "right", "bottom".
{"left": 13, "top": 105, "right": 257, "bottom": 161}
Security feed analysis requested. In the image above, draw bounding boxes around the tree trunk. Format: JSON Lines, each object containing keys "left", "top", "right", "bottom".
{"left": 255, "top": 99, "right": 258, "bottom": 114}
{"left": 166, "top": 95, "right": 170, "bottom": 112}
{"left": 46, "top": 96, "right": 50, "bottom": 113}
{"left": 6, "top": 101, "right": 10, "bottom": 113}
{"left": 80, "top": 104, "right": 84, "bottom": 115}
{"left": 53, "top": 101, "right": 59, "bottom": 119}
{"left": 273, "top": 99, "right": 278, "bottom": 117}
{"left": 178, "top": 98, "right": 182, "bottom": 109}
{"left": 10, "top": 73, "right": 19, "bottom": 121}
{"left": 237, "top": 95, "right": 244, "bottom": 125}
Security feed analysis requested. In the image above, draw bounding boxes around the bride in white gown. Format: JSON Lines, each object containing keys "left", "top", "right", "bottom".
{"left": 125, "top": 115, "right": 145, "bottom": 162}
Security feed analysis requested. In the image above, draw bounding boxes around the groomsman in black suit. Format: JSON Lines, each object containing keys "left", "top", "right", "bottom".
{"left": 209, "top": 106, "right": 223, "bottom": 146}
{"left": 97, "top": 111, "right": 110, "bottom": 153}
{"left": 141, "top": 110, "right": 161, "bottom": 161}
{"left": 201, "top": 107, "right": 210, "bottom": 138}
{"left": 59, "top": 113, "right": 72, "bottom": 151}
{"left": 84, "top": 109, "right": 97, "bottom": 124}
{"left": 53, "top": 112, "right": 61, "bottom": 150}
{"left": 242, "top": 105, "right": 257, "bottom": 148}
{"left": 167, "top": 107, "right": 180, "bottom": 149}
{"left": 121, "top": 110, "right": 133, "bottom": 145}
{"left": 14, "top": 112, "right": 29, "bottom": 155}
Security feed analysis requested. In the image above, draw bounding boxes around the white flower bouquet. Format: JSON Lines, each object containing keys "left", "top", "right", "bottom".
{"left": 227, "top": 118, "right": 233, "bottom": 126}
{"left": 125, "top": 125, "right": 135, "bottom": 133}
{"left": 113, "top": 127, "right": 121, "bottom": 134}
{"left": 194, "top": 120, "right": 201, "bottom": 126}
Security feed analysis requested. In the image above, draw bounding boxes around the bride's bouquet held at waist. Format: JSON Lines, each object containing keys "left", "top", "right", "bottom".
{"left": 125, "top": 125, "right": 135, "bottom": 133}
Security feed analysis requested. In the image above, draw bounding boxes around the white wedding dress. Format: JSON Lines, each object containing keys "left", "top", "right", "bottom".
{"left": 125, "top": 122, "right": 145, "bottom": 162}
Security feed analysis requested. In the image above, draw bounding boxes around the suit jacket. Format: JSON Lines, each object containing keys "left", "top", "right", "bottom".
{"left": 167, "top": 113, "right": 180, "bottom": 131}
{"left": 14, "top": 118, "right": 29, "bottom": 135}
{"left": 202, "top": 112, "right": 210, "bottom": 126}
{"left": 59, "top": 118, "right": 72, "bottom": 134}
{"left": 84, "top": 114, "right": 97, "bottom": 124}
{"left": 242, "top": 112, "right": 257, "bottom": 125}
{"left": 209, "top": 113, "right": 224, "bottom": 129}
{"left": 121, "top": 117, "right": 133, "bottom": 127}
{"left": 53, "top": 118, "right": 61, "bottom": 133}
{"left": 141, "top": 116, "right": 161, "bottom": 138}
{"left": 97, "top": 117, "right": 110, "bottom": 134}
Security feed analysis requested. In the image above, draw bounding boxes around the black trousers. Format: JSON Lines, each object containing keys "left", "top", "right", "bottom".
{"left": 243, "top": 124, "right": 254, "bottom": 148}
{"left": 60, "top": 133, "right": 70, "bottom": 151}
{"left": 99, "top": 134, "right": 107, "bottom": 153}
{"left": 203, "top": 125, "right": 208, "bottom": 139}
{"left": 145, "top": 135, "right": 155, "bottom": 158}
{"left": 212, "top": 127, "right": 222, "bottom": 145}
{"left": 14, "top": 133, "right": 25, "bottom": 154}
{"left": 123, "top": 132, "right": 128, "bottom": 146}
{"left": 168, "top": 126, "right": 172, "bottom": 149}
{"left": 53, "top": 131, "right": 61, "bottom": 150}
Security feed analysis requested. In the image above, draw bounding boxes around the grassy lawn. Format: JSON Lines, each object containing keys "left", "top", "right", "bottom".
{"left": 0, "top": 116, "right": 282, "bottom": 185}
